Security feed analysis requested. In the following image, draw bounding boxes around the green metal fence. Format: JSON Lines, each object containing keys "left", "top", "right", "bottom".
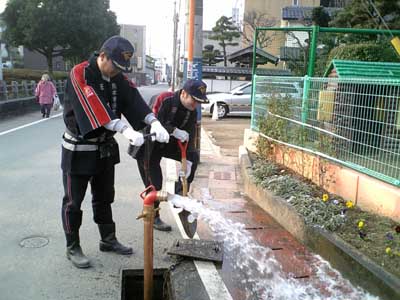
{"left": 252, "top": 75, "right": 400, "bottom": 186}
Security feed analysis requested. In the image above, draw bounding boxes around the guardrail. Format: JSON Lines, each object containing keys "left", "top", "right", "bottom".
{"left": 0, "top": 80, "right": 66, "bottom": 101}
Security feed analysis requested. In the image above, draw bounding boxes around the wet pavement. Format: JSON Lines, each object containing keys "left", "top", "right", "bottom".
{"left": 190, "top": 116, "right": 377, "bottom": 300}
{"left": 190, "top": 133, "right": 314, "bottom": 299}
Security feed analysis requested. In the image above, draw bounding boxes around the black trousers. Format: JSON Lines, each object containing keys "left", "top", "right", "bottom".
{"left": 61, "top": 166, "right": 115, "bottom": 235}
{"left": 40, "top": 104, "right": 52, "bottom": 117}
{"left": 137, "top": 146, "right": 199, "bottom": 210}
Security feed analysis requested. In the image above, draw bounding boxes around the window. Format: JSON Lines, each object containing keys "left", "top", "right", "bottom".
{"left": 241, "top": 85, "right": 252, "bottom": 94}
{"left": 293, "top": 0, "right": 299, "bottom": 6}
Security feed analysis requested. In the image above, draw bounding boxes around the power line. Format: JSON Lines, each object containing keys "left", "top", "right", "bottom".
{"left": 364, "top": 0, "right": 393, "bottom": 37}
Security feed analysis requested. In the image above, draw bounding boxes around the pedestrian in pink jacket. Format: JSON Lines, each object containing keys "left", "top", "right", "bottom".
{"left": 35, "top": 74, "right": 57, "bottom": 118}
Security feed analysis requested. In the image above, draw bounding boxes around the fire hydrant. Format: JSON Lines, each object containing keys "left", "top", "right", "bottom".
{"left": 137, "top": 185, "right": 168, "bottom": 300}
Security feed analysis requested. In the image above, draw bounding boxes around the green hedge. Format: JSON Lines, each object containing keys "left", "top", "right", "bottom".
{"left": 3, "top": 68, "right": 68, "bottom": 82}
{"left": 327, "top": 43, "right": 399, "bottom": 64}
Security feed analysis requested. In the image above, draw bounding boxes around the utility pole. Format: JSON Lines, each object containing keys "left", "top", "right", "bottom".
{"left": 0, "top": 43, "right": 3, "bottom": 81}
{"left": 184, "top": 0, "right": 203, "bottom": 154}
{"left": 172, "top": 1, "right": 179, "bottom": 91}
{"left": 176, "top": 38, "right": 181, "bottom": 87}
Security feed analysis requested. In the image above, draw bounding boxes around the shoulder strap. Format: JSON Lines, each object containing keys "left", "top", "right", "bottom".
{"left": 152, "top": 91, "right": 175, "bottom": 116}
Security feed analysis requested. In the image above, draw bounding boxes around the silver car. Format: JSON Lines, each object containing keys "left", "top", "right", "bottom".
{"left": 202, "top": 82, "right": 253, "bottom": 118}
{"left": 202, "top": 81, "right": 302, "bottom": 118}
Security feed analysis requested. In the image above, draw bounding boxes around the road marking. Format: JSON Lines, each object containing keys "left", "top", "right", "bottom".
{"left": 166, "top": 158, "right": 233, "bottom": 300}
{"left": 0, "top": 113, "right": 63, "bottom": 137}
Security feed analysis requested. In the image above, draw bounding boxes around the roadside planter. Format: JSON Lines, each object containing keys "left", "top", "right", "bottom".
{"left": 239, "top": 147, "right": 400, "bottom": 300}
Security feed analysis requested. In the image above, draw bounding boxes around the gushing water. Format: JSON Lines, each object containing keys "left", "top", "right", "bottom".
{"left": 168, "top": 190, "right": 379, "bottom": 300}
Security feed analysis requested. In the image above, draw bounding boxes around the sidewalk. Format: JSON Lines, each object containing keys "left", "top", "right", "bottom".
{"left": 185, "top": 126, "right": 317, "bottom": 300}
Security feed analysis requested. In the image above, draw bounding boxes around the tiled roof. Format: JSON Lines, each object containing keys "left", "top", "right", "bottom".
{"left": 203, "top": 66, "right": 291, "bottom": 76}
{"left": 227, "top": 45, "right": 279, "bottom": 65}
{"left": 324, "top": 59, "right": 400, "bottom": 80}
{"left": 282, "top": 6, "right": 314, "bottom": 20}
{"left": 282, "top": 6, "right": 341, "bottom": 21}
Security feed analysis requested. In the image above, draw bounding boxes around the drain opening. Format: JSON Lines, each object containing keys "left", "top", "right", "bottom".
{"left": 121, "top": 268, "right": 169, "bottom": 300}
{"left": 245, "top": 226, "right": 266, "bottom": 230}
{"left": 294, "top": 275, "right": 310, "bottom": 279}
{"left": 271, "top": 247, "right": 283, "bottom": 251}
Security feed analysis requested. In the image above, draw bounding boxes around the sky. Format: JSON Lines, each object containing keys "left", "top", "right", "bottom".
{"left": 110, "top": 0, "right": 240, "bottom": 60}
{"left": 0, "top": 0, "right": 240, "bottom": 62}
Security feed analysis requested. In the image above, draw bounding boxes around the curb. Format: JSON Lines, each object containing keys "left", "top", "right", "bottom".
{"left": 201, "top": 126, "right": 222, "bottom": 157}
{"left": 238, "top": 146, "right": 400, "bottom": 300}
{"left": 0, "top": 96, "right": 38, "bottom": 118}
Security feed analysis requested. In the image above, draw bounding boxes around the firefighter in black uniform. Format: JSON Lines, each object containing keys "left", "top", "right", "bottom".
{"left": 61, "top": 36, "right": 170, "bottom": 268}
{"left": 135, "top": 79, "right": 208, "bottom": 231}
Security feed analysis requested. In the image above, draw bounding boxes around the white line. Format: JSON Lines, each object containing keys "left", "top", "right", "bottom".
{"left": 0, "top": 112, "right": 63, "bottom": 137}
{"left": 166, "top": 159, "right": 233, "bottom": 300}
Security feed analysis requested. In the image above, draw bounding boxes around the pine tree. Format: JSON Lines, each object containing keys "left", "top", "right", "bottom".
{"left": 209, "top": 16, "right": 240, "bottom": 67}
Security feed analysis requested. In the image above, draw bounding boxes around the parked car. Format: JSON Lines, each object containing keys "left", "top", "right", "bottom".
{"left": 202, "top": 81, "right": 302, "bottom": 118}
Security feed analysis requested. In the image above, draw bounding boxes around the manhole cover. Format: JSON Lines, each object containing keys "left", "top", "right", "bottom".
{"left": 20, "top": 236, "right": 49, "bottom": 248}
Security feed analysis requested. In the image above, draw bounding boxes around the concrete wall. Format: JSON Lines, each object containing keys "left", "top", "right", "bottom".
{"left": 120, "top": 24, "right": 146, "bottom": 72}
{"left": 203, "top": 79, "right": 248, "bottom": 93}
{"left": 243, "top": 129, "right": 400, "bottom": 222}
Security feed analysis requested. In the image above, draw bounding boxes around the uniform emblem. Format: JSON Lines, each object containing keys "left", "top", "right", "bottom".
{"left": 84, "top": 86, "right": 94, "bottom": 97}
{"left": 122, "top": 51, "right": 133, "bottom": 61}
{"left": 199, "top": 86, "right": 206, "bottom": 95}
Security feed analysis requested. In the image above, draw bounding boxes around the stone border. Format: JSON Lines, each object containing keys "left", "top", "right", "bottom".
{"left": 0, "top": 96, "right": 38, "bottom": 118}
{"left": 238, "top": 146, "right": 400, "bottom": 300}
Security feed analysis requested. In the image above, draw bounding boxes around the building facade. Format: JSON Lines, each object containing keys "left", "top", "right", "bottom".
{"left": 242, "top": 0, "right": 348, "bottom": 71}
{"left": 120, "top": 24, "right": 147, "bottom": 84}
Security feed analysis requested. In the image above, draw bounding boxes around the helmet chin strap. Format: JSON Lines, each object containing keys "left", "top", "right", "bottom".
{"left": 180, "top": 93, "right": 197, "bottom": 111}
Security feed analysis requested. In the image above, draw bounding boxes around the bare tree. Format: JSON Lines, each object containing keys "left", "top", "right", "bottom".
{"left": 242, "top": 11, "right": 277, "bottom": 48}
{"left": 285, "top": 32, "right": 311, "bottom": 76}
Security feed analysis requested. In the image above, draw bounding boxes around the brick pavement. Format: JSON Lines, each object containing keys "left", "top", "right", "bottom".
{"left": 184, "top": 127, "right": 320, "bottom": 299}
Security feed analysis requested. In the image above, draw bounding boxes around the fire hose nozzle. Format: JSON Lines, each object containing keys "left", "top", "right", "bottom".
{"left": 140, "top": 185, "right": 169, "bottom": 206}
{"left": 156, "top": 191, "right": 168, "bottom": 202}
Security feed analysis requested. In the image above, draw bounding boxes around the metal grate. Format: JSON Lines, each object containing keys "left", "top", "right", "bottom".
{"left": 251, "top": 75, "right": 400, "bottom": 186}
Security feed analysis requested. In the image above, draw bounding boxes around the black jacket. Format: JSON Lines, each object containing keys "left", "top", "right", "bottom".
{"left": 62, "top": 53, "right": 151, "bottom": 174}
{"left": 157, "top": 90, "right": 197, "bottom": 153}
{"left": 133, "top": 90, "right": 197, "bottom": 162}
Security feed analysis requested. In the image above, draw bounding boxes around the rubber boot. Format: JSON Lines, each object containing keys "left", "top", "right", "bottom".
{"left": 98, "top": 223, "right": 133, "bottom": 255}
{"left": 153, "top": 211, "right": 172, "bottom": 232}
{"left": 66, "top": 233, "right": 90, "bottom": 269}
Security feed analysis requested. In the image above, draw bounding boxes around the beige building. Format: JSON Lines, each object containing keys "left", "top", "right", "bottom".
{"left": 244, "top": 0, "right": 320, "bottom": 22}
{"left": 120, "top": 24, "right": 146, "bottom": 73}
{"left": 243, "top": 0, "right": 321, "bottom": 69}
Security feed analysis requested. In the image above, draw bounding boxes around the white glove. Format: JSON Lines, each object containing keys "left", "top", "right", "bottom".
{"left": 150, "top": 121, "right": 169, "bottom": 143}
{"left": 122, "top": 127, "right": 144, "bottom": 146}
{"left": 179, "top": 160, "right": 192, "bottom": 178}
{"left": 172, "top": 128, "right": 189, "bottom": 142}
{"left": 185, "top": 160, "right": 193, "bottom": 178}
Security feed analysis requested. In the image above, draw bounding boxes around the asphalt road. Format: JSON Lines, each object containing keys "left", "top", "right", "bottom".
{"left": 0, "top": 83, "right": 182, "bottom": 300}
